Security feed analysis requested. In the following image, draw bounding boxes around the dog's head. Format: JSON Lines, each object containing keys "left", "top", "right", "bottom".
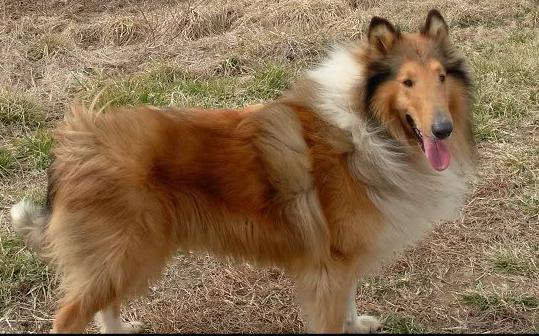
{"left": 364, "top": 10, "right": 472, "bottom": 171}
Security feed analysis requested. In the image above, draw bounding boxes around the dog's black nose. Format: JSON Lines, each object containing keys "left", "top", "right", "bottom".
{"left": 432, "top": 119, "right": 453, "bottom": 139}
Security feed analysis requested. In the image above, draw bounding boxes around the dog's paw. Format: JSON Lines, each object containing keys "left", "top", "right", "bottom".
{"left": 121, "top": 321, "right": 145, "bottom": 333}
{"left": 100, "top": 321, "right": 145, "bottom": 334}
{"left": 345, "top": 315, "right": 382, "bottom": 334}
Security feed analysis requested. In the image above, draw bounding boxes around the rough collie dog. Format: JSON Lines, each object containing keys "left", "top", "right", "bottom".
{"left": 11, "top": 10, "right": 477, "bottom": 333}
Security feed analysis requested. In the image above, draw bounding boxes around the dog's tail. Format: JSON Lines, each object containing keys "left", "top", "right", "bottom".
{"left": 10, "top": 199, "right": 49, "bottom": 252}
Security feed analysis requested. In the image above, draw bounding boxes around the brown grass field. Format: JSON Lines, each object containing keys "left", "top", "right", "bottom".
{"left": 0, "top": 0, "right": 538, "bottom": 333}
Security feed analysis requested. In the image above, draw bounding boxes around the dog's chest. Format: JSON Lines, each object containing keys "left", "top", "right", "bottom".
{"left": 366, "top": 166, "right": 468, "bottom": 257}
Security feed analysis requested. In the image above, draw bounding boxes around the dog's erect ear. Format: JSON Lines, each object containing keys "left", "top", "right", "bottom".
{"left": 421, "top": 9, "right": 449, "bottom": 43}
{"left": 368, "top": 17, "right": 399, "bottom": 55}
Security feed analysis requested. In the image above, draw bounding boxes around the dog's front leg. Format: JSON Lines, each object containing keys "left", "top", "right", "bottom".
{"left": 344, "top": 281, "right": 381, "bottom": 333}
{"left": 294, "top": 260, "right": 376, "bottom": 333}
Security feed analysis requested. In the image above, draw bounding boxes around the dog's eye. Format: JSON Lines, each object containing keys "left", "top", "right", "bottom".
{"left": 439, "top": 74, "right": 446, "bottom": 83}
{"left": 403, "top": 79, "right": 414, "bottom": 87}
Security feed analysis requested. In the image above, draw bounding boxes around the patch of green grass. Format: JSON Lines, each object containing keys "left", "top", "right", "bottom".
{"left": 215, "top": 56, "right": 250, "bottom": 76}
{"left": 472, "top": 31, "right": 539, "bottom": 87}
{"left": 360, "top": 276, "right": 389, "bottom": 297}
{"left": 0, "top": 90, "right": 44, "bottom": 129}
{"left": 17, "top": 130, "right": 54, "bottom": 171}
{"left": 462, "top": 292, "right": 504, "bottom": 312}
{"left": 383, "top": 314, "right": 425, "bottom": 334}
{"left": 502, "top": 151, "right": 539, "bottom": 213}
{"left": 470, "top": 29, "right": 538, "bottom": 143}
{"left": 508, "top": 32, "right": 534, "bottom": 44}
{"left": 26, "top": 34, "right": 70, "bottom": 61}
{"left": 514, "top": 296, "right": 539, "bottom": 309}
{"left": 518, "top": 189, "right": 539, "bottom": 214}
{"left": 0, "top": 148, "right": 18, "bottom": 177}
{"left": 245, "top": 64, "right": 290, "bottom": 100}
{"left": 490, "top": 250, "right": 537, "bottom": 276}
{"left": 81, "top": 63, "right": 290, "bottom": 111}
{"left": 0, "top": 229, "right": 51, "bottom": 312}
{"left": 473, "top": 89, "right": 522, "bottom": 119}
{"left": 473, "top": 122, "right": 503, "bottom": 142}
{"left": 461, "top": 291, "right": 539, "bottom": 313}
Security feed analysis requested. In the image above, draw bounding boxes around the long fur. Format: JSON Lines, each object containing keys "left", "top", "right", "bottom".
{"left": 11, "top": 10, "right": 477, "bottom": 334}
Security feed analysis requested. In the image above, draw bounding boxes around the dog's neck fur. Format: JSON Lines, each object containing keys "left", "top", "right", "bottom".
{"left": 306, "top": 45, "right": 366, "bottom": 133}
{"left": 305, "top": 45, "right": 414, "bottom": 185}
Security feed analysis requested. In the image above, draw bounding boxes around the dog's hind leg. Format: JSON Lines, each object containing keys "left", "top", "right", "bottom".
{"left": 47, "top": 209, "right": 174, "bottom": 333}
{"left": 52, "top": 289, "right": 144, "bottom": 334}
{"left": 50, "top": 297, "right": 95, "bottom": 333}
{"left": 51, "top": 257, "right": 161, "bottom": 334}
{"left": 51, "top": 275, "right": 128, "bottom": 333}
{"left": 51, "top": 247, "right": 166, "bottom": 334}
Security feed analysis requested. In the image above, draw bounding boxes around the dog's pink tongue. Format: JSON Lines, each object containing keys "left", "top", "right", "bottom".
{"left": 423, "top": 136, "right": 451, "bottom": 171}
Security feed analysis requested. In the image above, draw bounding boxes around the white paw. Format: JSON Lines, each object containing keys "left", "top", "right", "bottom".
{"left": 121, "top": 321, "right": 145, "bottom": 333}
{"left": 345, "top": 315, "right": 382, "bottom": 334}
{"left": 101, "top": 321, "right": 145, "bottom": 333}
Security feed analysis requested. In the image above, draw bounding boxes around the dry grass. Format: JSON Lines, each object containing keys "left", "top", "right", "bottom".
{"left": 1, "top": 0, "right": 538, "bottom": 333}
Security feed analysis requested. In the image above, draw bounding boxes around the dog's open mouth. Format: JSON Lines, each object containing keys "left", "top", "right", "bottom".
{"left": 405, "top": 114, "right": 451, "bottom": 172}
{"left": 406, "top": 114, "right": 424, "bottom": 151}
